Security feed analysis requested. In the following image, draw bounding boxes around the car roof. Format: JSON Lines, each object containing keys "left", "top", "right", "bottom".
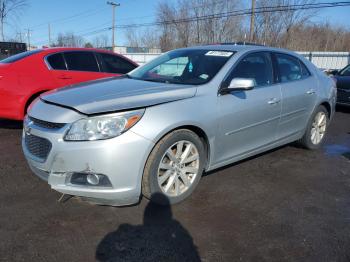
{"left": 39, "top": 47, "right": 117, "bottom": 55}
{"left": 181, "top": 44, "right": 294, "bottom": 54}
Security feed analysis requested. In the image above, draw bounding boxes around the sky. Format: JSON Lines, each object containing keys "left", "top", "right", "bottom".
{"left": 4, "top": 0, "right": 350, "bottom": 48}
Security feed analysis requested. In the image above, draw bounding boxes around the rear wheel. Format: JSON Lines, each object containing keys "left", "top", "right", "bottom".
{"left": 298, "top": 105, "right": 328, "bottom": 149}
{"left": 142, "top": 129, "right": 205, "bottom": 205}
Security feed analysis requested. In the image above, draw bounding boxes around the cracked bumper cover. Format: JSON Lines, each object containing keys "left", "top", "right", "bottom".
{"left": 22, "top": 123, "right": 155, "bottom": 206}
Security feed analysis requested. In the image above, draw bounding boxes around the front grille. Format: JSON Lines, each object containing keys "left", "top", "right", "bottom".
{"left": 25, "top": 134, "right": 52, "bottom": 160}
{"left": 29, "top": 116, "right": 66, "bottom": 129}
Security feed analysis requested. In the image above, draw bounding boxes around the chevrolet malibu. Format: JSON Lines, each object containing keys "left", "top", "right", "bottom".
{"left": 22, "top": 44, "right": 336, "bottom": 206}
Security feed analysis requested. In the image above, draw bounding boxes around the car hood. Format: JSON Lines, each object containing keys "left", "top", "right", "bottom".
{"left": 334, "top": 75, "right": 350, "bottom": 90}
{"left": 41, "top": 77, "right": 197, "bottom": 115}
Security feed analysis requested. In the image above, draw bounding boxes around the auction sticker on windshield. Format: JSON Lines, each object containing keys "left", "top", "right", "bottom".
{"left": 205, "top": 51, "right": 233, "bottom": 57}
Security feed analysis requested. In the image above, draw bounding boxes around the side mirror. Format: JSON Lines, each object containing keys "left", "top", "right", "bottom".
{"left": 329, "top": 70, "right": 338, "bottom": 76}
{"left": 228, "top": 78, "right": 255, "bottom": 91}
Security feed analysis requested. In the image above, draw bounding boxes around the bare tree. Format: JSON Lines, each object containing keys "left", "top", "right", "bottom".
{"left": 157, "top": 0, "right": 243, "bottom": 51}
{"left": 254, "top": 0, "right": 318, "bottom": 48}
{"left": 283, "top": 22, "right": 350, "bottom": 51}
{"left": 93, "top": 34, "right": 109, "bottom": 48}
{"left": 140, "top": 28, "right": 159, "bottom": 48}
{"left": 53, "top": 32, "right": 85, "bottom": 47}
{"left": 125, "top": 27, "right": 160, "bottom": 48}
{"left": 125, "top": 0, "right": 350, "bottom": 52}
{"left": 125, "top": 28, "right": 141, "bottom": 47}
{"left": 0, "top": 0, "right": 27, "bottom": 41}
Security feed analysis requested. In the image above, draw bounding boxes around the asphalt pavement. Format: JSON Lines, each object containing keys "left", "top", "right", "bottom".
{"left": 0, "top": 107, "right": 349, "bottom": 262}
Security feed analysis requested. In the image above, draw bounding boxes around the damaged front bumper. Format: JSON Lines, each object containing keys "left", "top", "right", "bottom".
{"left": 22, "top": 117, "right": 154, "bottom": 206}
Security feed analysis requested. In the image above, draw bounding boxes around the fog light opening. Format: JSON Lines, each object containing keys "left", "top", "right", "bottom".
{"left": 69, "top": 172, "right": 112, "bottom": 187}
{"left": 87, "top": 173, "right": 100, "bottom": 185}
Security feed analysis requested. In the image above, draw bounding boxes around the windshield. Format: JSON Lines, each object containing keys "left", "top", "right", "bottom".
{"left": 129, "top": 49, "right": 235, "bottom": 85}
{"left": 339, "top": 65, "right": 350, "bottom": 76}
{"left": 0, "top": 49, "right": 42, "bottom": 64}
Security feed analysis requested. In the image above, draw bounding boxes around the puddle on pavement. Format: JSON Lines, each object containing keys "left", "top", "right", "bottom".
{"left": 323, "top": 144, "right": 350, "bottom": 160}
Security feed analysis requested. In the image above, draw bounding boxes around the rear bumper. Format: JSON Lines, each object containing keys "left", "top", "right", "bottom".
{"left": 22, "top": 123, "right": 155, "bottom": 206}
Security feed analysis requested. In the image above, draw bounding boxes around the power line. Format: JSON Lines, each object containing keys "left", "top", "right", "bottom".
{"left": 114, "top": 1, "right": 350, "bottom": 29}
{"left": 31, "top": 6, "right": 109, "bottom": 29}
{"left": 31, "top": 1, "right": 350, "bottom": 47}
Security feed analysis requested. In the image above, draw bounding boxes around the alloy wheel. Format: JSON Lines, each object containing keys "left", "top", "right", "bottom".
{"left": 310, "top": 111, "right": 327, "bottom": 145}
{"left": 157, "top": 140, "right": 200, "bottom": 197}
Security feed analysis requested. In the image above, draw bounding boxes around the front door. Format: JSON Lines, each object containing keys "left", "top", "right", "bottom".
{"left": 215, "top": 52, "right": 282, "bottom": 165}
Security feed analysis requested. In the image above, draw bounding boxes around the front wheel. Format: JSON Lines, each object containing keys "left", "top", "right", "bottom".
{"left": 298, "top": 105, "right": 329, "bottom": 150}
{"left": 142, "top": 129, "right": 205, "bottom": 205}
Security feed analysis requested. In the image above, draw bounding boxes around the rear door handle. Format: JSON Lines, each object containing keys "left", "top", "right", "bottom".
{"left": 267, "top": 98, "right": 280, "bottom": 105}
{"left": 306, "top": 89, "right": 316, "bottom": 95}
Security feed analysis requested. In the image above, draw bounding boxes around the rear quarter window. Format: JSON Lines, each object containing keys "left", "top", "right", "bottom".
{"left": 98, "top": 53, "right": 137, "bottom": 74}
{"left": 46, "top": 53, "right": 67, "bottom": 70}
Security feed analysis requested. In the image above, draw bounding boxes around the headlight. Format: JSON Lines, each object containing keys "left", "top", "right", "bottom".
{"left": 64, "top": 109, "right": 144, "bottom": 141}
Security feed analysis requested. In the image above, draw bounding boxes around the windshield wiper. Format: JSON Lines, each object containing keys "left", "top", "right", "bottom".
{"left": 138, "top": 78, "right": 169, "bottom": 84}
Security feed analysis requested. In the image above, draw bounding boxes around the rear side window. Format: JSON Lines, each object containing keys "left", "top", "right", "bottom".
{"left": 64, "top": 51, "right": 99, "bottom": 72}
{"left": 98, "top": 53, "right": 137, "bottom": 74}
{"left": 227, "top": 52, "right": 273, "bottom": 87}
{"left": 0, "top": 49, "right": 42, "bottom": 63}
{"left": 276, "top": 53, "right": 307, "bottom": 83}
{"left": 46, "top": 53, "right": 66, "bottom": 70}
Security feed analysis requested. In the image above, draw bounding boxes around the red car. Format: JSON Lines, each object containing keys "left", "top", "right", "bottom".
{"left": 0, "top": 47, "right": 138, "bottom": 120}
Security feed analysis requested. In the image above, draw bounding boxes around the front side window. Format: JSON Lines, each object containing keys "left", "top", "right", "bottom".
{"left": 99, "top": 53, "right": 137, "bottom": 74}
{"left": 129, "top": 49, "right": 235, "bottom": 85}
{"left": 276, "top": 53, "right": 303, "bottom": 83}
{"left": 339, "top": 65, "right": 350, "bottom": 76}
{"left": 46, "top": 53, "right": 66, "bottom": 70}
{"left": 226, "top": 52, "right": 273, "bottom": 87}
{"left": 64, "top": 51, "right": 99, "bottom": 72}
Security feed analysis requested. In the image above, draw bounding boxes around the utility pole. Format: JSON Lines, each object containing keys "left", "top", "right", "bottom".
{"left": 18, "top": 32, "right": 23, "bottom": 42}
{"left": 25, "top": 29, "right": 32, "bottom": 50}
{"left": 107, "top": 1, "right": 120, "bottom": 52}
{"left": 48, "top": 23, "right": 51, "bottom": 47}
{"left": 249, "top": 0, "right": 255, "bottom": 42}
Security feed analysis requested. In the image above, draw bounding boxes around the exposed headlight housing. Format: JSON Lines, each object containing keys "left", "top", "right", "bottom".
{"left": 64, "top": 109, "right": 144, "bottom": 141}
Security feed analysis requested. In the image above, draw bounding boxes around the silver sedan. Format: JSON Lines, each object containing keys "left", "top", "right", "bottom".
{"left": 22, "top": 44, "right": 337, "bottom": 206}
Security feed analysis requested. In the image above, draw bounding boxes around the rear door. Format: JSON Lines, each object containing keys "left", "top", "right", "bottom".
{"left": 215, "top": 51, "right": 282, "bottom": 164}
{"left": 273, "top": 53, "right": 317, "bottom": 139}
{"left": 48, "top": 51, "right": 103, "bottom": 87}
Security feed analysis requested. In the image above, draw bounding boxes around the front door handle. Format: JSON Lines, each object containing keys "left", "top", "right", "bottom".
{"left": 306, "top": 89, "right": 316, "bottom": 95}
{"left": 58, "top": 75, "right": 72, "bottom": 80}
{"left": 267, "top": 98, "right": 280, "bottom": 105}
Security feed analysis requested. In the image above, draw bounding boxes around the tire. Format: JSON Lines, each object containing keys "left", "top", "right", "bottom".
{"left": 142, "top": 129, "right": 206, "bottom": 205}
{"left": 298, "top": 105, "right": 329, "bottom": 150}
